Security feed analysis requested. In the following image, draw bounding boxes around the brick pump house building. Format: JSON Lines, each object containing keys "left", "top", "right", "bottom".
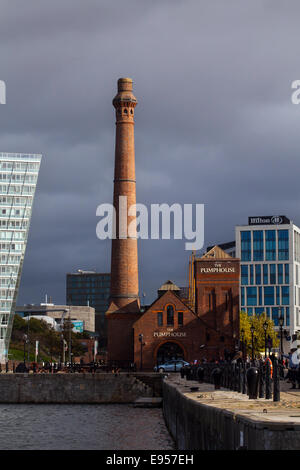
{"left": 106, "top": 78, "right": 240, "bottom": 370}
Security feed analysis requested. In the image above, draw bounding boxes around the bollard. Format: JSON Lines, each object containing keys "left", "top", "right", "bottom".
{"left": 242, "top": 362, "right": 247, "bottom": 394}
{"left": 180, "top": 366, "right": 185, "bottom": 379}
{"left": 246, "top": 367, "right": 259, "bottom": 399}
{"left": 258, "top": 361, "right": 265, "bottom": 398}
{"left": 228, "top": 364, "right": 232, "bottom": 390}
{"left": 186, "top": 366, "right": 192, "bottom": 381}
{"left": 197, "top": 366, "right": 204, "bottom": 383}
{"left": 5, "top": 362, "right": 8, "bottom": 373}
{"left": 233, "top": 364, "right": 237, "bottom": 391}
{"left": 273, "top": 357, "right": 280, "bottom": 402}
{"left": 237, "top": 364, "right": 242, "bottom": 393}
{"left": 211, "top": 367, "right": 222, "bottom": 390}
{"left": 265, "top": 360, "right": 272, "bottom": 400}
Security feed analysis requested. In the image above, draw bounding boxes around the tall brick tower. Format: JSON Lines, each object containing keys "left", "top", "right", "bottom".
{"left": 106, "top": 78, "right": 141, "bottom": 365}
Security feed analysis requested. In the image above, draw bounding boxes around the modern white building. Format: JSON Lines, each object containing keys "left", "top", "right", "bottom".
{"left": 0, "top": 153, "right": 42, "bottom": 362}
{"left": 236, "top": 215, "right": 300, "bottom": 352}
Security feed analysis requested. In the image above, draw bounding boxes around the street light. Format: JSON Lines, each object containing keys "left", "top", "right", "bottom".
{"left": 263, "top": 320, "right": 268, "bottom": 358}
{"left": 250, "top": 324, "right": 255, "bottom": 362}
{"left": 278, "top": 308, "right": 284, "bottom": 359}
{"left": 138, "top": 333, "right": 144, "bottom": 371}
{"left": 240, "top": 328, "right": 245, "bottom": 361}
{"left": 23, "top": 334, "right": 28, "bottom": 365}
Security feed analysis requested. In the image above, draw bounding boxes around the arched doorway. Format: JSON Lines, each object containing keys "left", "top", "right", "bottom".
{"left": 156, "top": 341, "right": 185, "bottom": 364}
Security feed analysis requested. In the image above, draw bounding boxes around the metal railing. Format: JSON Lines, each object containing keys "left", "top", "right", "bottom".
{"left": 180, "top": 358, "right": 282, "bottom": 401}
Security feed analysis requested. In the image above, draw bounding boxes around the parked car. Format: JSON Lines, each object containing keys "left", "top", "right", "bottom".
{"left": 154, "top": 360, "right": 190, "bottom": 372}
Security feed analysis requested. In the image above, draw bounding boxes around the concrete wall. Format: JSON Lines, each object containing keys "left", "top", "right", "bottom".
{"left": 0, "top": 373, "right": 162, "bottom": 404}
{"left": 163, "top": 379, "right": 300, "bottom": 450}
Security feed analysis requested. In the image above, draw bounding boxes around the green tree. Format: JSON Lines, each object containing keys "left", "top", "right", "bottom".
{"left": 240, "top": 311, "right": 279, "bottom": 358}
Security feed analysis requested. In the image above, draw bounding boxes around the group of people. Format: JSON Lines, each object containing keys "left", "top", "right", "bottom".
{"left": 283, "top": 347, "right": 300, "bottom": 389}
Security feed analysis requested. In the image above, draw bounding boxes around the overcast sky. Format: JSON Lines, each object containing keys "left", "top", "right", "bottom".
{"left": 1, "top": 0, "right": 300, "bottom": 305}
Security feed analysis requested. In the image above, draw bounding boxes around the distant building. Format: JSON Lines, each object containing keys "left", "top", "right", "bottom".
{"left": 207, "top": 241, "right": 236, "bottom": 258}
{"left": 66, "top": 271, "right": 110, "bottom": 344}
{"left": 16, "top": 303, "right": 95, "bottom": 333}
{"left": 236, "top": 215, "right": 299, "bottom": 353}
{"left": 0, "top": 152, "right": 42, "bottom": 363}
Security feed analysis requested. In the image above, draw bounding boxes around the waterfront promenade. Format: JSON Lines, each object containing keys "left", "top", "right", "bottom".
{"left": 163, "top": 374, "right": 300, "bottom": 450}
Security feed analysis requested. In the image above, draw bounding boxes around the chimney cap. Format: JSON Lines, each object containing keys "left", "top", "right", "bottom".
{"left": 117, "top": 77, "right": 133, "bottom": 92}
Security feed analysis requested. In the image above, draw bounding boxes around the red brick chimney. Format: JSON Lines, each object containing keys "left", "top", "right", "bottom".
{"left": 106, "top": 78, "right": 141, "bottom": 364}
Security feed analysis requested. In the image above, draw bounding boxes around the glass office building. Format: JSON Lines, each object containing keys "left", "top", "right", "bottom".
{"left": 0, "top": 152, "right": 42, "bottom": 362}
{"left": 66, "top": 271, "right": 110, "bottom": 346}
{"left": 236, "top": 215, "right": 300, "bottom": 351}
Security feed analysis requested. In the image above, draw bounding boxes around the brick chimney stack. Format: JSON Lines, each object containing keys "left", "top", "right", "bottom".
{"left": 107, "top": 77, "right": 140, "bottom": 314}
{"left": 106, "top": 79, "right": 141, "bottom": 364}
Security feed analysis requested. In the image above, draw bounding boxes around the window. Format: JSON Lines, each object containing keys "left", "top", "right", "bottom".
{"left": 286, "top": 307, "right": 290, "bottom": 326}
{"left": 284, "top": 264, "right": 289, "bottom": 284}
{"left": 241, "top": 287, "right": 245, "bottom": 306}
{"left": 258, "top": 287, "right": 262, "bottom": 305}
{"left": 241, "top": 265, "right": 248, "bottom": 285}
{"left": 178, "top": 312, "right": 183, "bottom": 326}
{"left": 265, "top": 230, "right": 276, "bottom": 260}
{"left": 255, "top": 265, "right": 261, "bottom": 284}
{"left": 281, "top": 286, "right": 289, "bottom": 305}
{"left": 157, "top": 312, "right": 163, "bottom": 327}
{"left": 250, "top": 265, "right": 253, "bottom": 285}
{"left": 167, "top": 305, "right": 174, "bottom": 326}
{"left": 270, "top": 264, "right": 276, "bottom": 284}
{"left": 241, "top": 231, "right": 251, "bottom": 261}
{"left": 253, "top": 231, "right": 263, "bottom": 260}
{"left": 246, "top": 287, "right": 257, "bottom": 306}
{"left": 263, "top": 264, "right": 268, "bottom": 284}
{"left": 278, "top": 264, "right": 283, "bottom": 284}
{"left": 276, "top": 286, "right": 280, "bottom": 305}
{"left": 272, "top": 307, "right": 279, "bottom": 326}
{"left": 255, "top": 307, "right": 264, "bottom": 315}
{"left": 278, "top": 230, "right": 289, "bottom": 260}
{"left": 264, "top": 286, "right": 274, "bottom": 305}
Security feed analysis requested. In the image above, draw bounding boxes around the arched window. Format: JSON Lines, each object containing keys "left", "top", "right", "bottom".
{"left": 167, "top": 305, "right": 174, "bottom": 326}
{"left": 124, "top": 108, "right": 128, "bottom": 114}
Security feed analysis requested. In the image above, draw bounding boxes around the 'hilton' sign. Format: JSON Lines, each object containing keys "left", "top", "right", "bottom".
{"left": 248, "top": 215, "right": 290, "bottom": 226}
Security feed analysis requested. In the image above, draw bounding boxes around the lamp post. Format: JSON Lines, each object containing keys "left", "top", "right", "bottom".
{"left": 27, "top": 314, "right": 30, "bottom": 363}
{"left": 250, "top": 324, "right": 255, "bottom": 362}
{"left": 138, "top": 333, "right": 144, "bottom": 371}
{"left": 241, "top": 328, "right": 245, "bottom": 361}
{"left": 278, "top": 309, "right": 284, "bottom": 359}
{"left": 23, "top": 334, "right": 28, "bottom": 365}
{"left": 263, "top": 320, "right": 268, "bottom": 358}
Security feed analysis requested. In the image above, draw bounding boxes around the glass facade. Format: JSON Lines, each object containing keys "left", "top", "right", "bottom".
{"left": 241, "top": 231, "right": 251, "bottom": 261}
{"left": 278, "top": 230, "right": 289, "bottom": 260}
{"left": 265, "top": 230, "right": 276, "bottom": 260}
{"left": 253, "top": 230, "right": 263, "bottom": 261}
{"left": 238, "top": 223, "right": 292, "bottom": 329}
{"left": 0, "top": 153, "right": 41, "bottom": 362}
{"left": 66, "top": 272, "right": 110, "bottom": 346}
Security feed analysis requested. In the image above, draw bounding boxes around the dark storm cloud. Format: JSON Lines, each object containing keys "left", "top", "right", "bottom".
{"left": 0, "top": 0, "right": 300, "bottom": 304}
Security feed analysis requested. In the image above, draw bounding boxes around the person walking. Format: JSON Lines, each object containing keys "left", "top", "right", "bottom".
{"left": 283, "top": 348, "right": 300, "bottom": 389}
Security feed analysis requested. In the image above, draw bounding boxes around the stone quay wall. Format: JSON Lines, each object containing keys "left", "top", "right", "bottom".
{"left": 163, "top": 376, "right": 300, "bottom": 450}
{"left": 0, "top": 373, "right": 163, "bottom": 404}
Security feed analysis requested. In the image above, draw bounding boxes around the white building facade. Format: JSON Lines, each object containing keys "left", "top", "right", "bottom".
{"left": 0, "top": 153, "right": 41, "bottom": 362}
{"left": 236, "top": 215, "right": 300, "bottom": 352}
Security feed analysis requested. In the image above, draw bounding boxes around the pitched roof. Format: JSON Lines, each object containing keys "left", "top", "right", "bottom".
{"left": 201, "top": 245, "right": 232, "bottom": 259}
{"left": 158, "top": 280, "right": 181, "bottom": 292}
